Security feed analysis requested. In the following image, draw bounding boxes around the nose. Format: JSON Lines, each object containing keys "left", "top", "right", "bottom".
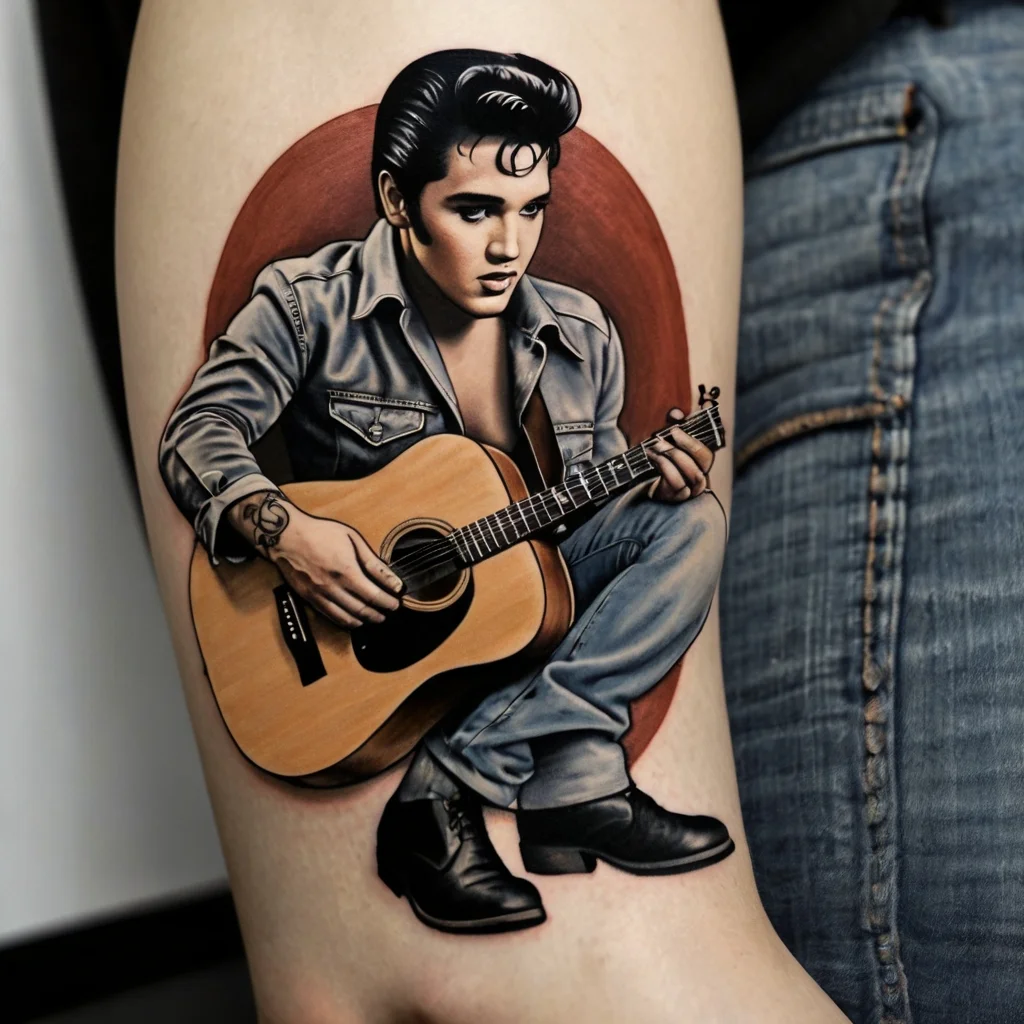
{"left": 486, "top": 213, "right": 519, "bottom": 265}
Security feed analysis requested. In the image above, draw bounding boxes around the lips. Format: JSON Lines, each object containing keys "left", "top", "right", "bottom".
{"left": 478, "top": 271, "right": 517, "bottom": 294}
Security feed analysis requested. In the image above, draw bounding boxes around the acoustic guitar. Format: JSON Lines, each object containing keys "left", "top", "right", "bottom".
{"left": 189, "top": 390, "right": 725, "bottom": 787}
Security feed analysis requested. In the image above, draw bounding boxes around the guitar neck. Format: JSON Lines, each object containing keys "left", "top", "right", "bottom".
{"left": 450, "top": 399, "right": 726, "bottom": 567}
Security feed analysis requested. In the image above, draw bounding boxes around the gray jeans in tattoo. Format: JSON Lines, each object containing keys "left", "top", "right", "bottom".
{"left": 423, "top": 485, "right": 727, "bottom": 810}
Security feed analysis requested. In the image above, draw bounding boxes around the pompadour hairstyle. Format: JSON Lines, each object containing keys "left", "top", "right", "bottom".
{"left": 372, "top": 49, "right": 581, "bottom": 242}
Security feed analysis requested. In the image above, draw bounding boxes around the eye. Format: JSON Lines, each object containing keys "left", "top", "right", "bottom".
{"left": 457, "top": 206, "right": 489, "bottom": 223}
{"left": 520, "top": 202, "right": 546, "bottom": 219}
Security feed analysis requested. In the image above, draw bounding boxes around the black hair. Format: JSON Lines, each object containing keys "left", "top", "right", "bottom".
{"left": 372, "top": 49, "right": 581, "bottom": 243}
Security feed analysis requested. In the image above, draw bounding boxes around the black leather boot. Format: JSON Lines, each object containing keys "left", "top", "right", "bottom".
{"left": 518, "top": 787, "right": 734, "bottom": 876}
{"left": 377, "top": 787, "right": 546, "bottom": 934}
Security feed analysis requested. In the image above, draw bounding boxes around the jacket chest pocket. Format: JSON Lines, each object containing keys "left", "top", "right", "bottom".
{"left": 554, "top": 420, "right": 595, "bottom": 470}
{"left": 327, "top": 392, "right": 433, "bottom": 447}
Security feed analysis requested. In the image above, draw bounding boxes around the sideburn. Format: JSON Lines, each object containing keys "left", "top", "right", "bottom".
{"left": 407, "top": 199, "right": 433, "bottom": 246}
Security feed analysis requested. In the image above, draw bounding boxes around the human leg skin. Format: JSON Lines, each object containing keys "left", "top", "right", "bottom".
{"left": 116, "top": 2, "right": 847, "bottom": 1021}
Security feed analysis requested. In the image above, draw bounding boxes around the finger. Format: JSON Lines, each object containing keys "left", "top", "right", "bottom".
{"left": 332, "top": 570, "right": 396, "bottom": 619}
{"left": 322, "top": 580, "right": 390, "bottom": 623}
{"left": 307, "top": 591, "right": 363, "bottom": 630}
{"left": 648, "top": 447, "right": 689, "bottom": 498}
{"left": 661, "top": 445, "right": 706, "bottom": 493}
{"left": 346, "top": 537, "right": 403, "bottom": 611}
{"left": 668, "top": 426, "right": 714, "bottom": 473}
{"left": 666, "top": 406, "right": 686, "bottom": 423}
{"left": 350, "top": 532, "right": 405, "bottom": 595}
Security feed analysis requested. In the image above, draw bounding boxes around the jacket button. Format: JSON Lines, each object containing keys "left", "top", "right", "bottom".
{"left": 368, "top": 423, "right": 384, "bottom": 441}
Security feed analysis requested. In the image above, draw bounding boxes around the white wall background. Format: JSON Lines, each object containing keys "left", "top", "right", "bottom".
{"left": 0, "top": 0, "right": 226, "bottom": 946}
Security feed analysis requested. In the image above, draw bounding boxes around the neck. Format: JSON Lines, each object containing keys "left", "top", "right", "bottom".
{"left": 396, "top": 230, "right": 495, "bottom": 347}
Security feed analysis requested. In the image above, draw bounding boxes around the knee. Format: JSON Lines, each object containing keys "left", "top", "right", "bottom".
{"left": 652, "top": 490, "right": 726, "bottom": 551}
{"left": 649, "top": 491, "right": 727, "bottom": 589}
{"left": 687, "top": 491, "right": 728, "bottom": 555}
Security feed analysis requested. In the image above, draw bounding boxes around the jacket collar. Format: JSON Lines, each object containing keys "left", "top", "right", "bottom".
{"left": 352, "top": 219, "right": 584, "bottom": 362}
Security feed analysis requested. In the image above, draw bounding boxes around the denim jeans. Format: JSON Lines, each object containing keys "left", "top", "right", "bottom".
{"left": 721, "top": 3, "right": 1024, "bottom": 1021}
{"left": 426, "top": 486, "right": 726, "bottom": 810}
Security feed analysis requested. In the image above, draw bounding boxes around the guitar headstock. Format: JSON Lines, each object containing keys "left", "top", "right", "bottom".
{"left": 696, "top": 383, "right": 726, "bottom": 451}
{"left": 697, "top": 383, "right": 721, "bottom": 409}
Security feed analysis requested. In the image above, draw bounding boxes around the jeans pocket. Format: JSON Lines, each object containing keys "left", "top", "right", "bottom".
{"left": 737, "top": 81, "right": 937, "bottom": 471}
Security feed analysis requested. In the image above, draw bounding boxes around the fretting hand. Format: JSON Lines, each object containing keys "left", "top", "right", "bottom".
{"left": 646, "top": 407, "right": 714, "bottom": 503}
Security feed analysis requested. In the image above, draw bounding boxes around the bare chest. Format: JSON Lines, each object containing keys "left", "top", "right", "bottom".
{"left": 437, "top": 335, "right": 519, "bottom": 453}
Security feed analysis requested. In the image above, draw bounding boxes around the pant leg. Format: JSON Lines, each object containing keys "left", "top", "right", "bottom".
{"left": 425, "top": 487, "right": 726, "bottom": 809}
{"left": 722, "top": 5, "right": 1024, "bottom": 1022}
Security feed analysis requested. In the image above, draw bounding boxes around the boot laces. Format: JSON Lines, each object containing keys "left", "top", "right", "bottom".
{"left": 442, "top": 792, "right": 476, "bottom": 839}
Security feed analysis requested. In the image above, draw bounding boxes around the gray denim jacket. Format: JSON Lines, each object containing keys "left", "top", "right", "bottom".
{"left": 160, "top": 218, "right": 629, "bottom": 558}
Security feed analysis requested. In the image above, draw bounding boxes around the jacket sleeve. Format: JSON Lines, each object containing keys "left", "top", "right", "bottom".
{"left": 158, "top": 265, "right": 305, "bottom": 560}
{"left": 591, "top": 309, "right": 630, "bottom": 467}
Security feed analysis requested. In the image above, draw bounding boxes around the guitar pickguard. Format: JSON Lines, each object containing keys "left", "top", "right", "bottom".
{"left": 351, "top": 575, "right": 475, "bottom": 672}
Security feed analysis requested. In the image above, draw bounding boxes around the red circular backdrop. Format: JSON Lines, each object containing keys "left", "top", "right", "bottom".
{"left": 204, "top": 106, "right": 691, "bottom": 763}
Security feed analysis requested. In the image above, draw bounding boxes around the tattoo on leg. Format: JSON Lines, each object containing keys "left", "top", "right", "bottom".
{"left": 242, "top": 491, "right": 290, "bottom": 549}
{"left": 162, "top": 46, "right": 733, "bottom": 937}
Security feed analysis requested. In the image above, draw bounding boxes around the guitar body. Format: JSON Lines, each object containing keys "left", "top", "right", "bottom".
{"left": 189, "top": 434, "right": 575, "bottom": 787}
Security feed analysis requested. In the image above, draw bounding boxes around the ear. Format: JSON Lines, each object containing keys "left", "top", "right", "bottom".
{"left": 377, "top": 171, "right": 411, "bottom": 228}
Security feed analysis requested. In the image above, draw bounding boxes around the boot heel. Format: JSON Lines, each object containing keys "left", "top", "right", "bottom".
{"left": 520, "top": 844, "right": 597, "bottom": 875}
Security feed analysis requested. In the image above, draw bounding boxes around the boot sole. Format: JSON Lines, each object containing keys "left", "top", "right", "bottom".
{"left": 378, "top": 859, "right": 547, "bottom": 935}
{"left": 520, "top": 836, "right": 736, "bottom": 876}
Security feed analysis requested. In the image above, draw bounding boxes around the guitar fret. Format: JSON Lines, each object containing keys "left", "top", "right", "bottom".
{"left": 629, "top": 447, "right": 654, "bottom": 473}
{"left": 494, "top": 514, "right": 509, "bottom": 545}
{"left": 447, "top": 405, "right": 723, "bottom": 569}
{"left": 452, "top": 529, "right": 472, "bottom": 564}
{"left": 515, "top": 502, "right": 530, "bottom": 534}
{"left": 524, "top": 496, "right": 543, "bottom": 530}
{"left": 501, "top": 510, "right": 519, "bottom": 541}
{"left": 524, "top": 495, "right": 540, "bottom": 528}
{"left": 478, "top": 520, "right": 494, "bottom": 554}
{"left": 553, "top": 483, "right": 575, "bottom": 513}
{"left": 483, "top": 516, "right": 500, "bottom": 549}
{"left": 504, "top": 509, "right": 520, "bottom": 540}
{"left": 536, "top": 492, "right": 557, "bottom": 526}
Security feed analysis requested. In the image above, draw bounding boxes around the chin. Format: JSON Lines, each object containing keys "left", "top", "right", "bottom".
{"left": 458, "top": 292, "right": 515, "bottom": 319}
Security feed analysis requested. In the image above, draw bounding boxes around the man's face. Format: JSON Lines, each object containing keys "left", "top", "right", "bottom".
{"left": 406, "top": 138, "right": 551, "bottom": 318}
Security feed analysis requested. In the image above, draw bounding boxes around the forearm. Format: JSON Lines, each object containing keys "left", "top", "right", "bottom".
{"left": 117, "top": 2, "right": 845, "bottom": 1021}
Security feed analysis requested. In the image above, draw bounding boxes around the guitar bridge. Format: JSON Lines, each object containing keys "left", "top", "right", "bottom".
{"left": 274, "top": 585, "right": 327, "bottom": 686}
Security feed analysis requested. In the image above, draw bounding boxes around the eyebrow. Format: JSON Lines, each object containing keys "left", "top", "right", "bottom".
{"left": 445, "top": 191, "right": 552, "bottom": 206}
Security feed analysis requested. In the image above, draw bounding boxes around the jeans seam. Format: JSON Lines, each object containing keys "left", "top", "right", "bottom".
{"left": 735, "top": 401, "right": 893, "bottom": 471}
{"left": 864, "top": 84, "right": 936, "bottom": 1024}
{"left": 566, "top": 537, "right": 643, "bottom": 572}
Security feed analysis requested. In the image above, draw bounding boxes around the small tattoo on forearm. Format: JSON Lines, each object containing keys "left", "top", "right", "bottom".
{"left": 243, "top": 491, "right": 290, "bottom": 549}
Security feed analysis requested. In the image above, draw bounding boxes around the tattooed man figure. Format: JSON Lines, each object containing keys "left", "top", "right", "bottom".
{"left": 160, "top": 50, "right": 732, "bottom": 934}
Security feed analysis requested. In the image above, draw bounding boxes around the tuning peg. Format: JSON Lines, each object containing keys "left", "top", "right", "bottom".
{"left": 697, "top": 384, "right": 721, "bottom": 409}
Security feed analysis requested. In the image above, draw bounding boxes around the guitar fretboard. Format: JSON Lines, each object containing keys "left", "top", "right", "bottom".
{"left": 450, "top": 402, "right": 725, "bottom": 566}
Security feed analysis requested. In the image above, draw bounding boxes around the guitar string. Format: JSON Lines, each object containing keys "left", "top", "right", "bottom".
{"left": 391, "top": 420, "right": 723, "bottom": 583}
{"left": 389, "top": 416, "right": 722, "bottom": 581}
{"left": 388, "top": 414, "right": 722, "bottom": 580}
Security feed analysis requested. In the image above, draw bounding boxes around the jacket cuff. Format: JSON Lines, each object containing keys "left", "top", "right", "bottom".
{"left": 193, "top": 472, "right": 279, "bottom": 564}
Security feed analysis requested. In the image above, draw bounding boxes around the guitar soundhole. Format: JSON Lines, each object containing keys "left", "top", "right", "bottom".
{"left": 353, "top": 519, "right": 474, "bottom": 673}
{"left": 392, "top": 526, "right": 462, "bottom": 604}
